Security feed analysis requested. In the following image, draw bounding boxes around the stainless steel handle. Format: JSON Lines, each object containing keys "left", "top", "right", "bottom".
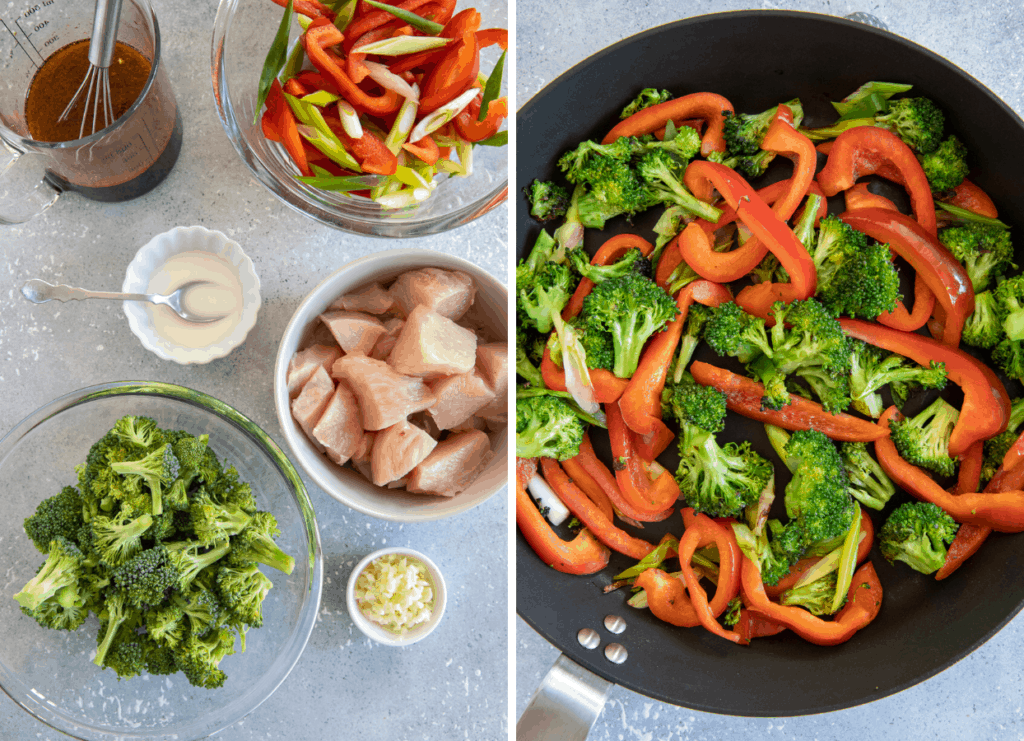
{"left": 20, "top": 279, "right": 151, "bottom": 304}
{"left": 89, "top": 0, "right": 126, "bottom": 68}
{"left": 517, "top": 655, "right": 611, "bottom": 741}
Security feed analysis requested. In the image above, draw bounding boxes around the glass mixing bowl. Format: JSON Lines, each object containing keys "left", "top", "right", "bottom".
{"left": 0, "top": 382, "right": 323, "bottom": 741}
{"left": 210, "top": 0, "right": 508, "bottom": 237}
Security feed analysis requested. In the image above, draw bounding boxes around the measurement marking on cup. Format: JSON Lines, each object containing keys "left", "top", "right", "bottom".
{"left": 1, "top": 17, "right": 42, "bottom": 66}
{"left": 14, "top": 17, "right": 45, "bottom": 63}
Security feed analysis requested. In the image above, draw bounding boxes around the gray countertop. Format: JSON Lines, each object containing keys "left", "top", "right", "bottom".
{"left": 516, "top": 1, "right": 1024, "bottom": 739}
{"left": 0, "top": 0, "right": 508, "bottom": 738}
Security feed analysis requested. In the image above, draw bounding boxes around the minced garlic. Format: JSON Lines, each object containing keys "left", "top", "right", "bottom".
{"left": 354, "top": 554, "right": 434, "bottom": 634}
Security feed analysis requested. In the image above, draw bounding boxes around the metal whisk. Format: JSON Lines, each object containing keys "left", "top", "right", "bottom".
{"left": 58, "top": 0, "right": 125, "bottom": 138}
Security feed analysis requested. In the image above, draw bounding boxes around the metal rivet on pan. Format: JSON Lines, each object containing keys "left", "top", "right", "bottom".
{"left": 605, "top": 643, "right": 628, "bottom": 664}
{"left": 604, "top": 615, "right": 626, "bottom": 634}
{"left": 577, "top": 628, "right": 600, "bottom": 649}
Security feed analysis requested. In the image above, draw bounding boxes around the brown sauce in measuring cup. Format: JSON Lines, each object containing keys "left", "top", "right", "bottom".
{"left": 25, "top": 39, "right": 150, "bottom": 143}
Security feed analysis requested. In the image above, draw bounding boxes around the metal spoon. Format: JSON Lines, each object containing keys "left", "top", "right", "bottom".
{"left": 19, "top": 279, "right": 228, "bottom": 323}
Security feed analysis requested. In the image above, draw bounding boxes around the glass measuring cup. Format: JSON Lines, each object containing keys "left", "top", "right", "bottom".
{"left": 0, "top": 0, "right": 181, "bottom": 224}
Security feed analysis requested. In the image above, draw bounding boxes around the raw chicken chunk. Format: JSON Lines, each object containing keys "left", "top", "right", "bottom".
{"left": 370, "top": 319, "right": 404, "bottom": 361}
{"left": 474, "top": 343, "right": 508, "bottom": 419}
{"left": 287, "top": 344, "right": 343, "bottom": 398}
{"left": 332, "top": 354, "right": 436, "bottom": 430}
{"left": 291, "top": 366, "right": 335, "bottom": 444}
{"left": 320, "top": 310, "right": 386, "bottom": 355}
{"left": 370, "top": 420, "right": 437, "bottom": 486}
{"left": 407, "top": 430, "right": 493, "bottom": 497}
{"left": 311, "top": 381, "right": 362, "bottom": 465}
{"left": 427, "top": 370, "right": 496, "bottom": 430}
{"left": 389, "top": 268, "right": 476, "bottom": 320}
{"left": 388, "top": 305, "right": 477, "bottom": 378}
{"left": 329, "top": 282, "right": 393, "bottom": 314}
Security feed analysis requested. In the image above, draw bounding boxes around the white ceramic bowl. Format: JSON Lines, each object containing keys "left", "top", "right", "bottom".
{"left": 274, "top": 249, "right": 508, "bottom": 521}
{"left": 346, "top": 548, "right": 446, "bottom": 646}
{"left": 123, "top": 225, "right": 261, "bottom": 364}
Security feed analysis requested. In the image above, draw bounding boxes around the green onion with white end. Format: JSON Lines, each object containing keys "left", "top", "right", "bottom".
{"left": 527, "top": 472, "right": 570, "bottom": 527}
{"left": 407, "top": 87, "right": 480, "bottom": 144}
{"left": 336, "top": 99, "right": 362, "bottom": 139}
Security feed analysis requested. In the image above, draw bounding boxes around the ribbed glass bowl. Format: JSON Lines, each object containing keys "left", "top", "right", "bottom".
{"left": 0, "top": 382, "right": 322, "bottom": 741}
{"left": 210, "top": 0, "right": 508, "bottom": 237}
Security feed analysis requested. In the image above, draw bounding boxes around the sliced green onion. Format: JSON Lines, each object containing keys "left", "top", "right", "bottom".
{"left": 376, "top": 188, "right": 422, "bottom": 209}
{"left": 393, "top": 165, "right": 430, "bottom": 189}
{"left": 301, "top": 90, "right": 341, "bottom": 107}
{"left": 363, "top": 61, "right": 419, "bottom": 102}
{"left": 792, "top": 531, "right": 866, "bottom": 589}
{"left": 354, "top": 36, "right": 450, "bottom": 55}
{"left": 831, "top": 504, "right": 862, "bottom": 613}
{"left": 336, "top": 100, "right": 363, "bottom": 138}
{"left": 296, "top": 172, "right": 383, "bottom": 191}
{"left": 364, "top": 0, "right": 444, "bottom": 35}
{"left": 764, "top": 424, "right": 792, "bottom": 471}
{"left": 613, "top": 536, "right": 678, "bottom": 581}
{"left": 832, "top": 81, "right": 912, "bottom": 120}
{"left": 280, "top": 37, "right": 306, "bottom": 83}
{"left": 286, "top": 93, "right": 361, "bottom": 171}
{"left": 297, "top": 14, "right": 312, "bottom": 30}
{"left": 331, "top": 0, "right": 357, "bottom": 31}
{"left": 254, "top": 0, "right": 294, "bottom": 125}
{"left": 478, "top": 50, "right": 506, "bottom": 121}
{"left": 407, "top": 87, "right": 479, "bottom": 143}
{"left": 936, "top": 201, "right": 1011, "bottom": 229}
{"left": 384, "top": 89, "right": 419, "bottom": 154}
{"left": 475, "top": 131, "right": 507, "bottom": 147}
{"left": 454, "top": 135, "right": 474, "bottom": 178}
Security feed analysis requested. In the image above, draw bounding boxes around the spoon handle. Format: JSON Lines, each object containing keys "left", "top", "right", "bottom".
{"left": 20, "top": 279, "right": 152, "bottom": 304}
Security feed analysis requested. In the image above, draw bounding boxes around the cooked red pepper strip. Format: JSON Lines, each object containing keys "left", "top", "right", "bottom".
{"left": 877, "top": 272, "right": 935, "bottom": 332}
{"left": 840, "top": 320, "right": 1009, "bottom": 456}
{"left": 875, "top": 407, "right": 1024, "bottom": 532}
{"left": 539, "top": 346, "right": 628, "bottom": 404}
{"left": 634, "top": 569, "right": 700, "bottom": 627}
{"left": 602, "top": 92, "right": 734, "bottom": 157}
{"left": 304, "top": 19, "right": 402, "bottom": 116}
{"left": 454, "top": 94, "right": 507, "bottom": 142}
{"left": 561, "top": 456, "right": 614, "bottom": 522}
{"left": 563, "top": 233, "right": 655, "bottom": 319}
{"left": 607, "top": 401, "right": 680, "bottom": 517}
{"left": 945, "top": 178, "right": 998, "bottom": 218}
{"left": 690, "top": 361, "right": 888, "bottom": 441}
{"left": 817, "top": 126, "right": 937, "bottom": 236}
{"left": 620, "top": 273, "right": 732, "bottom": 438}
{"left": 634, "top": 422, "right": 675, "bottom": 463}
{"left": 570, "top": 434, "right": 674, "bottom": 523}
{"left": 678, "top": 514, "right": 744, "bottom": 644}
{"left": 839, "top": 209, "right": 973, "bottom": 345}
{"left": 957, "top": 440, "right": 984, "bottom": 496}
{"left": 844, "top": 182, "right": 898, "bottom": 212}
{"left": 734, "top": 608, "right": 788, "bottom": 642}
{"left": 742, "top": 557, "right": 883, "bottom": 646}
{"left": 540, "top": 458, "right": 656, "bottom": 560}
{"left": 515, "top": 458, "right": 610, "bottom": 575}
{"left": 654, "top": 233, "right": 684, "bottom": 292}
{"left": 933, "top": 441, "right": 987, "bottom": 581}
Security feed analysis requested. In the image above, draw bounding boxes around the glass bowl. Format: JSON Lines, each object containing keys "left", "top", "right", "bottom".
{"left": 210, "top": 0, "right": 508, "bottom": 237}
{"left": 0, "top": 382, "right": 323, "bottom": 741}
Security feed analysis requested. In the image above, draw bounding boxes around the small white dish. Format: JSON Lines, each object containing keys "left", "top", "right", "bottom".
{"left": 346, "top": 547, "right": 447, "bottom": 646}
{"left": 123, "top": 225, "right": 261, "bottom": 364}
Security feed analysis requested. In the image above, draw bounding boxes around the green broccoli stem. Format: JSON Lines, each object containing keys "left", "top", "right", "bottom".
{"left": 610, "top": 315, "right": 654, "bottom": 379}
{"left": 245, "top": 532, "right": 296, "bottom": 574}
{"left": 764, "top": 425, "right": 793, "bottom": 472}
{"left": 662, "top": 183, "right": 722, "bottom": 223}
{"left": 1004, "top": 308, "right": 1024, "bottom": 342}
{"left": 93, "top": 596, "right": 129, "bottom": 667}
{"left": 799, "top": 117, "right": 875, "bottom": 141}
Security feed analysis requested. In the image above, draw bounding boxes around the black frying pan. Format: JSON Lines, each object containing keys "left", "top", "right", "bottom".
{"left": 516, "top": 10, "right": 1024, "bottom": 716}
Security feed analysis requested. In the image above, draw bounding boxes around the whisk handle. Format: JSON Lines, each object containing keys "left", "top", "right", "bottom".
{"left": 89, "top": 0, "right": 126, "bottom": 68}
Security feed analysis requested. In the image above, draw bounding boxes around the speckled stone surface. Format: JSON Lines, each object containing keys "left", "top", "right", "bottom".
{"left": 0, "top": 0, "right": 508, "bottom": 738}
{"left": 516, "top": 1, "right": 1024, "bottom": 739}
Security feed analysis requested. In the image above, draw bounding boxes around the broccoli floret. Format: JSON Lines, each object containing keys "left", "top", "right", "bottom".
{"left": 646, "top": 125, "right": 702, "bottom": 162}
{"left": 920, "top": 135, "right": 969, "bottom": 192}
{"left": 173, "top": 582, "right": 223, "bottom": 637}
{"left": 889, "top": 397, "right": 960, "bottom": 477}
{"left": 663, "top": 380, "right": 773, "bottom": 518}
{"left": 981, "top": 396, "right": 1024, "bottom": 485}
{"left": 723, "top": 99, "right": 804, "bottom": 156}
{"left": 810, "top": 215, "right": 900, "bottom": 319}
{"left": 91, "top": 507, "right": 154, "bottom": 567}
{"left": 938, "top": 222, "right": 1014, "bottom": 292}
{"left": 190, "top": 494, "right": 252, "bottom": 545}
{"left": 571, "top": 314, "right": 615, "bottom": 372}
{"left": 620, "top": 88, "right": 672, "bottom": 119}
{"left": 650, "top": 206, "right": 688, "bottom": 267}
{"left": 227, "top": 512, "right": 295, "bottom": 575}
{"left": 841, "top": 441, "right": 896, "bottom": 510}
{"left": 216, "top": 564, "right": 273, "bottom": 628}
{"left": 23, "top": 583, "right": 89, "bottom": 631}
{"left": 525, "top": 179, "right": 571, "bottom": 222}
{"left": 672, "top": 304, "right": 713, "bottom": 380}
{"left": 847, "top": 339, "right": 947, "bottom": 418}
{"left": 558, "top": 138, "right": 653, "bottom": 227}
{"left": 93, "top": 590, "right": 132, "bottom": 668}
{"left": 144, "top": 643, "right": 178, "bottom": 676}
{"left": 992, "top": 275, "right": 1024, "bottom": 380}
{"left": 568, "top": 246, "right": 651, "bottom": 283}
{"left": 111, "top": 546, "right": 178, "bottom": 609}
{"left": 635, "top": 148, "right": 721, "bottom": 223}
{"left": 580, "top": 273, "right": 680, "bottom": 378}
{"left": 879, "top": 501, "right": 959, "bottom": 574}
{"left": 962, "top": 290, "right": 1005, "bottom": 349}
{"left": 874, "top": 97, "right": 945, "bottom": 153}
{"left": 517, "top": 229, "right": 578, "bottom": 334}
{"left": 780, "top": 571, "right": 844, "bottom": 616}
{"left": 732, "top": 522, "right": 795, "bottom": 587}
{"left": 111, "top": 415, "right": 164, "bottom": 451}
{"left": 703, "top": 301, "right": 773, "bottom": 364}
{"left": 23, "top": 486, "right": 85, "bottom": 554}
{"left": 13, "top": 536, "right": 85, "bottom": 611}
{"left": 147, "top": 601, "right": 187, "bottom": 647}
{"left": 165, "top": 539, "right": 232, "bottom": 590}
{"left": 515, "top": 394, "right": 585, "bottom": 461}
{"left": 208, "top": 465, "right": 258, "bottom": 514}
{"left": 175, "top": 631, "right": 229, "bottom": 689}
{"left": 110, "top": 444, "right": 180, "bottom": 517}
{"left": 515, "top": 322, "right": 545, "bottom": 387}
{"left": 993, "top": 339, "right": 1024, "bottom": 382}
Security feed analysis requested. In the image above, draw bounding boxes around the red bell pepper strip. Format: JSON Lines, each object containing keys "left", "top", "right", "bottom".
{"left": 877, "top": 272, "right": 935, "bottom": 332}
{"left": 690, "top": 361, "right": 888, "bottom": 441}
{"left": 957, "top": 440, "right": 984, "bottom": 496}
{"left": 269, "top": 0, "right": 335, "bottom": 20}
{"left": 303, "top": 19, "right": 402, "bottom": 116}
{"left": 875, "top": 407, "right": 1024, "bottom": 532}
{"left": 633, "top": 569, "right": 700, "bottom": 627}
{"left": 734, "top": 609, "right": 788, "bottom": 642}
{"left": 634, "top": 423, "right": 675, "bottom": 463}
{"left": 741, "top": 557, "right": 883, "bottom": 646}
{"left": 681, "top": 513, "right": 742, "bottom": 617}
{"left": 607, "top": 402, "right": 680, "bottom": 517}
{"left": 933, "top": 441, "right": 987, "bottom": 581}
{"left": 844, "top": 182, "right": 898, "bottom": 212}
{"left": 343, "top": 0, "right": 435, "bottom": 51}
{"left": 817, "top": 126, "right": 937, "bottom": 236}
{"left": 418, "top": 11, "right": 481, "bottom": 113}
{"left": 839, "top": 209, "right": 973, "bottom": 346}
{"left": 335, "top": 128, "right": 398, "bottom": 175}
{"left": 620, "top": 274, "right": 732, "bottom": 438}
{"left": 402, "top": 134, "right": 441, "bottom": 165}
{"left": 539, "top": 458, "right": 656, "bottom": 560}
{"left": 561, "top": 456, "right": 614, "bottom": 522}
{"left": 539, "top": 346, "right": 629, "bottom": 404}
{"left": 569, "top": 433, "right": 674, "bottom": 523}
{"left": 563, "top": 233, "right": 655, "bottom": 319}
{"left": 839, "top": 320, "right": 1010, "bottom": 456}
{"left": 654, "top": 233, "right": 684, "bottom": 292}
{"left": 602, "top": 92, "right": 734, "bottom": 156}
{"left": 385, "top": 5, "right": 474, "bottom": 74}
{"left": 347, "top": 23, "right": 405, "bottom": 84}
{"left": 283, "top": 77, "right": 310, "bottom": 97}
{"left": 946, "top": 178, "right": 998, "bottom": 218}
{"left": 679, "top": 518, "right": 744, "bottom": 644}
{"left": 454, "top": 94, "right": 507, "bottom": 142}
{"left": 476, "top": 28, "right": 508, "bottom": 49}
{"left": 267, "top": 80, "right": 311, "bottom": 176}
{"left": 515, "top": 458, "right": 610, "bottom": 575}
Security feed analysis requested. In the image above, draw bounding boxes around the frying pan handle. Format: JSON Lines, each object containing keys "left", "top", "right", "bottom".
{"left": 516, "top": 654, "right": 612, "bottom": 741}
